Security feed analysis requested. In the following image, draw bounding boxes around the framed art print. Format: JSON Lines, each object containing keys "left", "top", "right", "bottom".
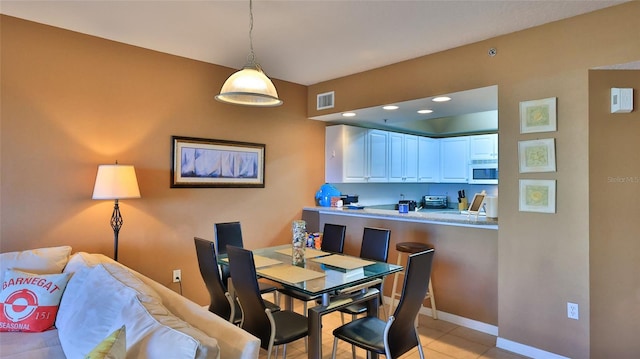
{"left": 171, "top": 136, "right": 265, "bottom": 188}
{"left": 520, "top": 97, "right": 557, "bottom": 134}
{"left": 518, "top": 138, "right": 556, "bottom": 173}
{"left": 519, "top": 179, "right": 556, "bottom": 213}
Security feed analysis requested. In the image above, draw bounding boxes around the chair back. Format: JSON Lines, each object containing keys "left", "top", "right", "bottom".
{"left": 226, "top": 246, "right": 272, "bottom": 349}
{"left": 193, "top": 237, "right": 233, "bottom": 321}
{"left": 214, "top": 221, "right": 244, "bottom": 255}
{"left": 360, "top": 227, "right": 390, "bottom": 262}
{"left": 321, "top": 223, "right": 346, "bottom": 253}
{"left": 214, "top": 221, "right": 244, "bottom": 287}
{"left": 387, "top": 248, "right": 435, "bottom": 357}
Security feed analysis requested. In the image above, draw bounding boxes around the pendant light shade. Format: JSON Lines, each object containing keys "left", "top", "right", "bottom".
{"left": 216, "top": 66, "right": 282, "bottom": 107}
{"left": 215, "top": 0, "right": 283, "bottom": 107}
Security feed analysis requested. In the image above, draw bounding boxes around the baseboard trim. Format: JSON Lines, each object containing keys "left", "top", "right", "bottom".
{"left": 383, "top": 295, "right": 498, "bottom": 336}
{"left": 383, "top": 295, "right": 569, "bottom": 359}
{"left": 496, "top": 337, "right": 570, "bottom": 359}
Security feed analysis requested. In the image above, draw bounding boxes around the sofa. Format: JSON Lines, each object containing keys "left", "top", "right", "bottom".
{"left": 0, "top": 246, "right": 261, "bottom": 359}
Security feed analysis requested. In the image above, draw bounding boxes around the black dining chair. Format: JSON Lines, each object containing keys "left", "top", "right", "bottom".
{"left": 227, "top": 246, "right": 309, "bottom": 359}
{"left": 338, "top": 227, "right": 391, "bottom": 323}
{"left": 331, "top": 248, "right": 435, "bottom": 359}
{"left": 214, "top": 221, "right": 279, "bottom": 302}
{"left": 194, "top": 237, "right": 242, "bottom": 324}
{"left": 320, "top": 223, "right": 346, "bottom": 253}
{"left": 194, "top": 237, "right": 280, "bottom": 325}
{"left": 277, "top": 222, "right": 346, "bottom": 315}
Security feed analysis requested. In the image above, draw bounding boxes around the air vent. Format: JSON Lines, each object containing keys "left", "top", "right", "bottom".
{"left": 317, "top": 91, "right": 335, "bottom": 110}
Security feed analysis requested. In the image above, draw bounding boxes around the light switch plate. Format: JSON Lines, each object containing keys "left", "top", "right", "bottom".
{"left": 611, "top": 88, "right": 633, "bottom": 113}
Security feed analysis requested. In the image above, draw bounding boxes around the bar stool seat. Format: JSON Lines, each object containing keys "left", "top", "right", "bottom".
{"left": 389, "top": 242, "right": 437, "bottom": 319}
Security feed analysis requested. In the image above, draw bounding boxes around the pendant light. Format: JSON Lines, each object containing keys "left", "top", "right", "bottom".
{"left": 215, "top": 0, "right": 283, "bottom": 107}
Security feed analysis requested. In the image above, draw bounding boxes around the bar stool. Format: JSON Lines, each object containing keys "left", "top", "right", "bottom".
{"left": 389, "top": 242, "right": 437, "bottom": 319}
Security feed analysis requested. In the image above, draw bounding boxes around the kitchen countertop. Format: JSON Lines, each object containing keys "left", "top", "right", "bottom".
{"left": 304, "top": 206, "right": 498, "bottom": 230}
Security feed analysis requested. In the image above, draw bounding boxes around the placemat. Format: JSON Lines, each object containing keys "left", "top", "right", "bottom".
{"left": 275, "top": 247, "right": 330, "bottom": 259}
{"left": 221, "top": 254, "right": 282, "bottom": 268}
{"left": 311, "top": 254, "right": 375, "bottom": 270}
{"left": 257, "top": 265, "right": 325, "bottom": 284}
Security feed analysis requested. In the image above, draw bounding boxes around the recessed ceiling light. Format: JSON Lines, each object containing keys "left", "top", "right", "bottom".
{"left": 382, "top": 105, "right": 399, "bottom": 110}
{"left": 432, "top": 96, "right": 451, "bottom": 102}
{"left": 342, "top": 112, "right": 356, "bottom": 117}
{"left": 417, "top": 109, "right": 433, "bottom": 114}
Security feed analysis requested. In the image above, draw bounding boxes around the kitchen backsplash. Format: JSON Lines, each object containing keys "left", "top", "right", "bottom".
{"left": 328, "top": 183, "right": 498, "bottom": 208}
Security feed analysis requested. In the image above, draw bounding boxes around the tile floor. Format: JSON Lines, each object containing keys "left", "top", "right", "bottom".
{"left": 257, "top": 304, "right": 528, "bottom": 359}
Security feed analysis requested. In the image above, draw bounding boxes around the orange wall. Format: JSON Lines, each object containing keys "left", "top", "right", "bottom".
{"left": 308, "top": 2, "right": 640, "bottom": 358}
{"left": 0, "top": 15, "right": 325, "bottom": 305}
{"left": 2, "top": 3, "right": 640, "bottom": 358}
{"left": 589, "top": 69, "right": 640, "bottom": 358}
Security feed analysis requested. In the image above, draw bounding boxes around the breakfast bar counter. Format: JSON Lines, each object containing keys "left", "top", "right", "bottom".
{"left": 302, "top": 206, "right": 498, "bottom": 330}
{"left": 303, "top": 206, "right": 498, "bottom": 230}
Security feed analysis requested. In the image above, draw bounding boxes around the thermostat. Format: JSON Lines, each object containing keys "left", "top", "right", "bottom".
{"left": 611, "top": 88, "right": 633, "bottom": 113}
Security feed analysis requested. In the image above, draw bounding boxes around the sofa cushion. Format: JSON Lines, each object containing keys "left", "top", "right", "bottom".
{"left": 0, "top": 269, "right": 70, "bottom": 332}
{"left": 0, "top": 328, "right": 66, "bottom": 358}
{"left": 85, "top": 325, "right": 126, "bottom": 359}
{"left": 0, "top": 246, "right": 72, "bottom": 285}
{"left": 58, "top": 263, "right": 219, "bottom": 359}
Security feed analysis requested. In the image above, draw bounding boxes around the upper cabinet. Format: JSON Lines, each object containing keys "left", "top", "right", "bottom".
{"left": 417, "top": 136, "right": 440, "bottom": 182}
{"left": 388, "top": 133, "right": 418, "bottom": 182}
{"left": 325, "top": 125, "right": 388, "bottom": 183}
{"left": 469, "top": 134, "right": 498, "bottom": 161}
{"left": 440, "top": 137, "right": 469, "bottom": 183}
{"left": 326, "top": 125, "right": 496, "bottom": 184}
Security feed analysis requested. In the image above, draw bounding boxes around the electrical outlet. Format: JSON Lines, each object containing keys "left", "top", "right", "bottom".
{"left": 172, "top": 269, "right": 182, "bottom": 283}
{"left": 567, "top": 302, "right": 579, "bottom": 320}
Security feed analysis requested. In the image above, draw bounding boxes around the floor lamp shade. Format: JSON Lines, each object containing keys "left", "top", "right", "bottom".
{"left": 92, "top": 164, "right": 141, "bottom": 200}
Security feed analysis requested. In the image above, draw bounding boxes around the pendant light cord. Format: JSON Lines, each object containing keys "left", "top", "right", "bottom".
{"left": 247, "top": 0, "right": 258, "bottom": 69}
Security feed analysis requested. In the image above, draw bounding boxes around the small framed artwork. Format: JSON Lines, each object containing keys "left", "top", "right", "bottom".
{"left": 520, "top": 97, "right": 557, "bottom": 134}
{"left": 519, "top": 179, "right": 556, "bottom": 213}
{"left": 518, "top": 138, "right": 556, "bottom": 173}
{"left": 171, "top": 136, "right": 265, "bottom": 188}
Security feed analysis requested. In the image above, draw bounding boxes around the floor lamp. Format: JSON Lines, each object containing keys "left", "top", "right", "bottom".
{"left": 92, "top": 162, "right": 141, "bottom": 261}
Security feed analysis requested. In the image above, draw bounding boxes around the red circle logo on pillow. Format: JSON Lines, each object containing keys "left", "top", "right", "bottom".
{"left": 3, "top": 289, "right": 38, "bottom": 322}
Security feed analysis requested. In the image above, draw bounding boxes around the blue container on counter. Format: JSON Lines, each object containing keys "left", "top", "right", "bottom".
{"left": 315, "top": 183, "right": 340, "bottom": 207}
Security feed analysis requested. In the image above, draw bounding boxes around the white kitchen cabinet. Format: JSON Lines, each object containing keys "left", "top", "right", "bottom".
{"left": 417, "top": 136, "right": 440, "bottom": 182}
{"left": 389, "top": 133, "right": 418, "bottom": 182}
{"left": 325, "top": 125, "right": 388, "bottom": 183}
{"left": 440, "top": 137, "right": 469, "bottom": 183}
{"left": 469, "top": 133, "right": 498, "bottom": 161}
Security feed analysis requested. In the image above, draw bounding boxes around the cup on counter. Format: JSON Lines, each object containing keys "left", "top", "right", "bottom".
{"left": 398, "top": 203, "right": 409, "bottom": 213}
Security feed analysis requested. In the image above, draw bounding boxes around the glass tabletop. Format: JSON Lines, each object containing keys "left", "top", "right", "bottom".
{"left": 220, "top": 244, "right": 402, "bottom": 297}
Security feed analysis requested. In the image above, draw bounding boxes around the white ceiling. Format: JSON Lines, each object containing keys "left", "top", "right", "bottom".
{"left": 0, "top": 0, "right": 628, "bottom": 86}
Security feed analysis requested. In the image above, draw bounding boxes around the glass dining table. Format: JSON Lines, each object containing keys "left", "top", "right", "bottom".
{"left": 219, "top": 244, "right": 402, "bottom": 359}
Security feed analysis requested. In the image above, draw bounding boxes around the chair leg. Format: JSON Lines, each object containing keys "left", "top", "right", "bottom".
{"left": 389, "top": 252, "right": 404, "bottom": 314}
{"left": 427, "top": 279, "right": 437, "bottom": 319}
{"left": 340, "top": 312, "right": 345, "bottom": 324}
{"left": 331, "top": 337, "right": 339, "bottom": 359}
{"left": 415, "top": 331, "right": 425, "bottom": 359}
{"left": 282, "top": 344, "right": 287, "bottom": 359}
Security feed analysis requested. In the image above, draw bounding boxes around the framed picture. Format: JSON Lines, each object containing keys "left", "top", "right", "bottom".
{"left": 171, "top": 136, "right": 265, "bottom": 188}
{"left": 519, "top": 179, "right": 556, "bottom": 213}
{"left": 518, "top": 138, "right": 556, "bottom": 173}
{"left": 520, "top": 97, "right": 557, "bottom": 133}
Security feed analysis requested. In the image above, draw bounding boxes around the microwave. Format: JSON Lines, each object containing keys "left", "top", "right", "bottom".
{"left": 468, "top": 161, "right": 498, "bottom": 184}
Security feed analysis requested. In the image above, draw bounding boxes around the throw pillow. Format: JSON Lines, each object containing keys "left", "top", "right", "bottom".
{"left": 0, "top": 269, "right": 70, "bottom": 332}
{"left": 85, "top": 325, "right": 126, "bottom": 359}
{"left": 0, "top": 246, "right": 72, "bottom": 284}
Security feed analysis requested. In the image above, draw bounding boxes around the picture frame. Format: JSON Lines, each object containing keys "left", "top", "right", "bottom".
{"left": 519, "top": 179, "right": 556, "bottom": 213}
{"left": 519, "top": 97, "right": 557, "bottom": 134}
{"left": 171, "top": 136, "right": 265, "bottom": 188}
{"left": 518, "top": 138, "right": 556, "bottom": 173}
